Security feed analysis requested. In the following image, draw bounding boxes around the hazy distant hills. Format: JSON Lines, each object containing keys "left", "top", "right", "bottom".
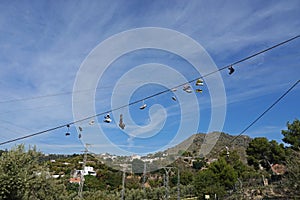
{"left": 39, "top": 132, "right": 253, "bottom": 170}
{"left": 164, "top": 132, "right": 252, "bottom": 163}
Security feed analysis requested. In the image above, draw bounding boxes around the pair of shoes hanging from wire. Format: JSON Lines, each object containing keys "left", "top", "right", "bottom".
{"left": 65, "top": 124, "right": 81, "bottom": 139}
{"left": 228, "top": 65, "right": 235, "bottom": 75}
{"left": 139, "top": 100, "right": 147, "bottom": 110}
{"left": 182, "top": 79, "right": 204, "bottom": 94}
{"left": 171, "top": 88, "right": 178, "bottom": 101}
{"left": 195, "top": 78, "right": 204, "bottom": 93}
{"left": 66, "top": 65, "right": 237, "bottom": 137}
{"left": 89, "top": 119, "right": 95, "bottom": 125}
{"left": 78, "top": 126, "right": 82, "bottom": 139}
{"left": 225, "top": 146, "right": 230, "bottom": 157}
{"left": 104, "top": 113, "right": 112, "bottom": 123}
{"left": 105, "top": 113, "right": 126, "bottom": 129}
{"left": 65, "top": 124, "right": 71, "bottom": 136}
{"left": 183, "top": 84, "right": 193, "bottom": 93}
{"left": 119, "top": 114, "right": 125, "bottom": 129}
{"left": 196, "top": 79, "right": 204, "bottom": 86}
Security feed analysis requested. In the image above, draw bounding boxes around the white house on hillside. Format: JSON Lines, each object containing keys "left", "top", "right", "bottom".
{"left": 131, "top": 154, "right": 141, "bottom": 161}
{"left": 83, "top": 166, "right": 96, "bottom": 176}
{"left": 72, "top": 166, "right": 97, "bottom": 178}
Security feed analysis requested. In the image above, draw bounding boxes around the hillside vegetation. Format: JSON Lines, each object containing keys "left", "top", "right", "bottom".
{"left": 0, "top": 119, "right": 299, "bottom": 200}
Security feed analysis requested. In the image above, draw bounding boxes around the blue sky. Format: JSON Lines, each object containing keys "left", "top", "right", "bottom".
{"left": 0, "top": 0, "right": 299, "bottom": 155}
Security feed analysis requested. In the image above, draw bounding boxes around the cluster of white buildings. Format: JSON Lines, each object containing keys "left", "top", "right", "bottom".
{"left": 69, "top": 166, "right": 97, "bottom": 184}
{"left": 99, "top": 153, "right": 169, "bottom": 164}
{"left": 72, "top": 166, "right": 97, "bottom": 177}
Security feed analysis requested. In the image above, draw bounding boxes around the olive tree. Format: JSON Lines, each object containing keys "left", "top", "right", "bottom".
{"left": 0, "top": 145, "right": 67, "bottom": 200}
{"left": 282, "top": 119, "right": 300, "bottom": 151}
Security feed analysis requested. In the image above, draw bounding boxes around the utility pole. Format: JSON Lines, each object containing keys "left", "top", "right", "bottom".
{"left": 119, "top": 163, "right": 132, "bottom": 200}
{"left": 177, "top": 168, "right": 180, "bottom": 200}
{"left": 78, "top": 143, "right": 91, "bottom": 199}
{"left": 163, "top": 167, "right": 173, "bottom": 200}
{"left": 142, "top": 162, "right": 147, "bottom": 191}
{"left": 121, "top": 169, "right": 125, "bottom": 200}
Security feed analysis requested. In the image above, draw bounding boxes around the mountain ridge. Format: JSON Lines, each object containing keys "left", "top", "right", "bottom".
{"left": 164, "top": 131, "right": 252, "bottom": 163}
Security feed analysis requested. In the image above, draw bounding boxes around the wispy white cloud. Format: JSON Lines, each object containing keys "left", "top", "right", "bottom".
{"left": 245, "top": 125, "right": 286, "bottom": 144}
{"left": 0, "top": 1, "right": 299, "bottom": 154}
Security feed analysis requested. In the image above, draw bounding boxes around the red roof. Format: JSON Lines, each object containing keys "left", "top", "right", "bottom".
{"left": 271, "top": 164, "right": 286, "bottom": 175}
{"left": 69, "top": 177, "right": 81, "bottom": 183}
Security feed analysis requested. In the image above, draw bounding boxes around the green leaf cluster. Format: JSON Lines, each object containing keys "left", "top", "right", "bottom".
{"left": 0, "top": 145, "right": 67, "bottom": 200}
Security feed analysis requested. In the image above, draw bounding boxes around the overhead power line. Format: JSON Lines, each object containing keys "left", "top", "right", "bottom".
{"left": 1, "top": 35, "right": 299, "bottom": 105}
{"left": 0, "top": 81, "right": 145, "bottom": 104}
{"left": 0, "top": 34, "right": 299, "bottom": 146}
{"left": 214, "top": 80, "right": 299, "bottom": 157}
{"left": 0, "top": 91, "right": 74, "bottom": 104}
{"left": 228, "top": 79, "right": 299, "bottom": 146}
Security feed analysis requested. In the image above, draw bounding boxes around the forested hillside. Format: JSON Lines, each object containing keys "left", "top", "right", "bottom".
{"left": 0, "top": 119, "right": 299, "bottom": 200}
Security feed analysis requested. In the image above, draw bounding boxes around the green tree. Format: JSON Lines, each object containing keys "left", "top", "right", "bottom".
{"left": 284, "top": 150, "right": 300, "bottom": 196}
{"left": 81, "top": 190, "right": 119, "bottom": 200}
{"left": 193, "top": 157, "right": 237, "bottom": 198}
{"left": 181, "top": 151, "right": 192, "bottom": 157}
{"left": 282, "top": 119, "right": 300, "bottom": 151}
{"left": 268, "top": 140, "right": 286, "bottom": 164}
{"left": 176, "top": 169, "right": 193, "bottom": 186}
{"left": 246, "top": 137, "right": 270, "bottom": 169}
{"left": 84, "top": 175, "right": 106, "bottom": 191}
{"left": 220, "top": 150, "right": 249, "bottom": 180}
{"left": 246, "top": 137, "right": 286, "bottom": 170}
{"left": 209, "top": 157, "right": 238, "bottom": 190}
{"left": 0, "top": 145, "right": 67, "bottom": 200}
{"left": 97, "top": 168, "right": 122, "bottom": 190}
{"left": 125, "top": 188, "right": 146, "bottom": 200}
{"left": 194, "top": 169, "right": 225, "bottom": 198}
{"left": 125, "top": 175, "right": 140, "bottom": 189}
{"left": 132, "top": 158, "right": 144, "bottom": 173}
{"left": 192, "top": 157, "right": 206, "bottom": 170}
{"left": 0, "top": 149, "right": 6, "bottom": 156}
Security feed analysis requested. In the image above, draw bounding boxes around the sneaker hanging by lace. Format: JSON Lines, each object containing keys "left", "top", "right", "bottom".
{"left": 225, "top": 146, "right": 230, "bottom": 157}
{"left": 183, "top": 84, "right": 192, "bottom": 93}
{"left": 119, "top": 114, "right": 125, "bottom": 129}
{"left": 195, "top": 79, "right": 204, "bottom": 86}
{"left": 171, "top": 87, "right": 177, "bottom": 92}
{"left": 78, "top": 126, "right": 83, "bottom": 139}
{"left": 228, "top": 66, "right": 235, "bottom": 75}
{"left": 65, "top": 124, "right": 71, "bottom": 136}
{"left": 89, "top": 120, "right": 95, "bottom": 125}
{"left": 104, "top": 113, "right": 112, "bottom": 123}
{"left": 139, "top": 100, "right": 147, "bottom": 110}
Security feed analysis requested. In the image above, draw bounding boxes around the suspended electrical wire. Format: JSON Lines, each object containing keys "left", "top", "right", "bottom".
{"left": 0, "top": 91, "right": 74, "bottom": 104}
{"left": 1, "top": 35, "right": 299, "bottom": 115}
{"left": 216, "top": 79, "right": 299, "bottom": 156}
{"left": 0, "top": 35, "right": 299, "bottom": 146}
{"left": 1, "top": 79, "right": 298, "bottom": 146}
{"left": 229, "top": 80, "right": 299, "bottom": 144}
{"left": 1, "top": 35, "right": 300, "bottom": 105}
{"left": 0, "top": 80, "right": 156, "bottom": 104}
{"left": 0, "top": 118, "right": 32, "bottom": 133}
